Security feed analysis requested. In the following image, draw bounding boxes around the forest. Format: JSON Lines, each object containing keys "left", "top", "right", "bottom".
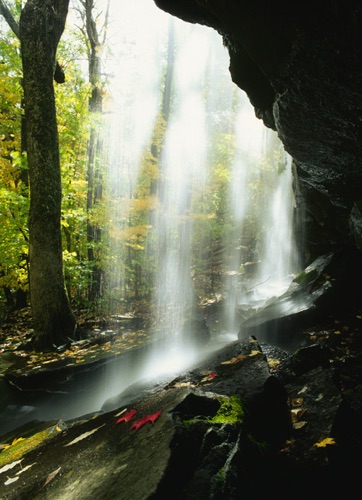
{"left": 0, "top": 0, "right": 294, "bottom": 351}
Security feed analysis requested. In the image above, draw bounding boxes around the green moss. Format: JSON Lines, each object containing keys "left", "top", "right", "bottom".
{"left": 211, "top": 466, "right": 226, "bottom": 491}
{"left": 0, "top": 428, "right": 55, "bottom": 467}
{"left": 182, "top": 418, "right": 197, "bottom": 430}
{"left": 208, "top": 396, "right": 244, "bottom": 425}
{"left": 182, "top": 396, "right": 244, "bottom": 429}
{"left": 293, "top": 269, "right": 318, "bottom": 286}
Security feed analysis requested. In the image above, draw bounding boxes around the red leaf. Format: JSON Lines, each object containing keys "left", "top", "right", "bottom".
{"left": 116, "top": 409, "right": 137, "bottom": 425}
{"left": 130, "top": 410, "right": 162, "bottom": 431}
{"left": 147, "top": 410, "right": 162, "bottom": 424}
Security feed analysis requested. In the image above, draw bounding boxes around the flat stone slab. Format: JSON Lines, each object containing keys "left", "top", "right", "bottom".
{"left": 0, "top": 338, "right": 272, "bottom": 499}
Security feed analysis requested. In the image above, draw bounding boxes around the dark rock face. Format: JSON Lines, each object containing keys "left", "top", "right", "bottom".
{"left": 3, "top": 335, "right": 361, "bottom": 498}
{"left": 153, "top": 0, "right": 362, "bottom": 268}
{"left": 238, "top": 249, "right": 362, "bottom": 347}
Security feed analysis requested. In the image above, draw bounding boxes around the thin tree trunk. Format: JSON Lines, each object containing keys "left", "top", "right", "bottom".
{"left": 82, "top": 0, "right": 109, "bottom": 303}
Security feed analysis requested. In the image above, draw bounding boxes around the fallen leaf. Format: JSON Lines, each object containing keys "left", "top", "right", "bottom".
{"left": 280, "top": 440, "right": 295, "bottom": 453}
{"left": 114, "top": 408, "right": 127, "bottom": 418}
{"left": 130, "top": 411, "right": 162, "bottom": 430}
{"left": 64, "top": 424, "right": 105, "bottom": 446}
{"left": 3, "top": 437, "right": 26, "bottom": 450}
{"left": 0, "top": 460, "right": 23, "bottom": 475}
{"left": 314, "top": 437, "right": 336, "bottom": 448}
{"left": 4, "top": 476, "right": 19, "bottom": 486}
{"left": 291, "top": 408, "right": 307, "bottom": 422}
{"left": 43, "top": 466, "right": 62, "bottom": 487}
{"left": 267, "top": 358, "right": 280, "bottom": 369}
{"left": 200, "top": 372, "right": 217, "bottom": 383}
{"left": 221, "top": 354, "right": 247, "bottom": 365}
{"left": 293, "top": 421, "right": 307, "bottom": 430}
{"left": 116, "top": 409, "right": 137, "bottom": 424}
{"left": 147, "top": 410, "right": 162, "bottom": 424}
{"left": 291, "top": 397, "right": 304, "bottom": 407}
{"left": 51, "top": 420, "right": 67, "bottom": 433}
{"left": 16, "top": 463, "right": 36, "bottom": 475}
{"left": 173, "top": 381, "right": 194, "bottom": 388}
{"left": 298, "top": 386, "right": 308, "bottom": 395}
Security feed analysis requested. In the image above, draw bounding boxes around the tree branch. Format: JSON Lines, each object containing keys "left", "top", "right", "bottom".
{"left": 0, "top": 0, "right": 20, "bottom": 38}
{"left": 101, "top": 0, "right": 110, "bottom": 47}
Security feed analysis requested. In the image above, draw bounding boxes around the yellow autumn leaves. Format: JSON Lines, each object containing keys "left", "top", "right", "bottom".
{"left": 221, "top": 350, "right": 261, "bottom": 365}
{"left": 289, "top": 388, "right": 336, "bottom": 448}
{"left": 314, "top": 437, "right": 336, "bottom": 448}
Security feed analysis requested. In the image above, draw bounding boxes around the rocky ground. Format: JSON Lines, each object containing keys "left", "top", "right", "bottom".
{"left": 0, "top": 306, "right": 361, "bottom": 498}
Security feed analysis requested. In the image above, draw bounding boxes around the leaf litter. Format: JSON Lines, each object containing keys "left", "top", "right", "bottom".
{"left": 64, "top": 424, "right": 105, "bottom": 447}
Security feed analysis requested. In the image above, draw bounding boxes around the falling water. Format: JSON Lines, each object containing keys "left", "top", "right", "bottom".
{"left": 103, "top": 2, "right": 168, "bottom": 304}
{"left": 143, "top": 23, "right": 211, "bottom": 374}
{"left": 100, "top": 0, "right": 301, "bottom": 402}
{"left": 222, "top": 94, "right": 265, "bottom": 334}
{"left": 0, "top": 1, "right": 302, "bottom": 436}
{"left": 254, "top": 149, "right": 299, "bottom": 298}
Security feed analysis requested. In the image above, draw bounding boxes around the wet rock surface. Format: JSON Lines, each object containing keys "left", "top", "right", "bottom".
{"left": 238, "top": 249, "right": 362, "bottom": 348}
{"left": 0, "top": 318, "right": 361, "bottom": 499}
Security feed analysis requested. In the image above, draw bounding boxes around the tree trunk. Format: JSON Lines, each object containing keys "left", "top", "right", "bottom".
{"left": 83, "top": 0, "right": 108, "bottom": 303}
{"left": 20, "top": 0, "right": 76, "bottom": 350}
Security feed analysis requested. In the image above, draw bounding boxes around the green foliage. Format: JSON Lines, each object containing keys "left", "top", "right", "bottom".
{"left": 55, "top": 28, "right": 97, "bottom": 309}
{"left": 0, "top": 26, "right": 29, "bottom": 301}
{"left": 0, "top": 35, "right": 23, "bottom": 180}
{"left": 0, "top": 206, "right": 29, "bottom": 298}
{"left": 0, "top": 6, "right": 292, "bottom": 317}
{"left": 63, "top": 249, "right": 94, "bottom": 307}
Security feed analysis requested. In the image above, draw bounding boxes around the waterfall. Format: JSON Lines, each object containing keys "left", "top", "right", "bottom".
{"left": 222, "top": 93, "right": 266, "bottom": 335}
{"left": 149, "top": 24, "right": 209, "bottom": 366}
{"left": 103, "top": 2, "right": 168, "bottom": 305}
{"left": 254, "top": 151, "right": 299, "bottom": 297}
{"left": 0, "top": 1, "right": 302, "bottom": 435}
{"left": 100, "top": 0, "right": 301, "bottom": 399}
{"left": 221, "top": 96, "right": 300, "bottom": 338}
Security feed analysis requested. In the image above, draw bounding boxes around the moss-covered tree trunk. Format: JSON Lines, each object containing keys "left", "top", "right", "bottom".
{"left": 19, "top": 0, "right": 76, "bottom": 350}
